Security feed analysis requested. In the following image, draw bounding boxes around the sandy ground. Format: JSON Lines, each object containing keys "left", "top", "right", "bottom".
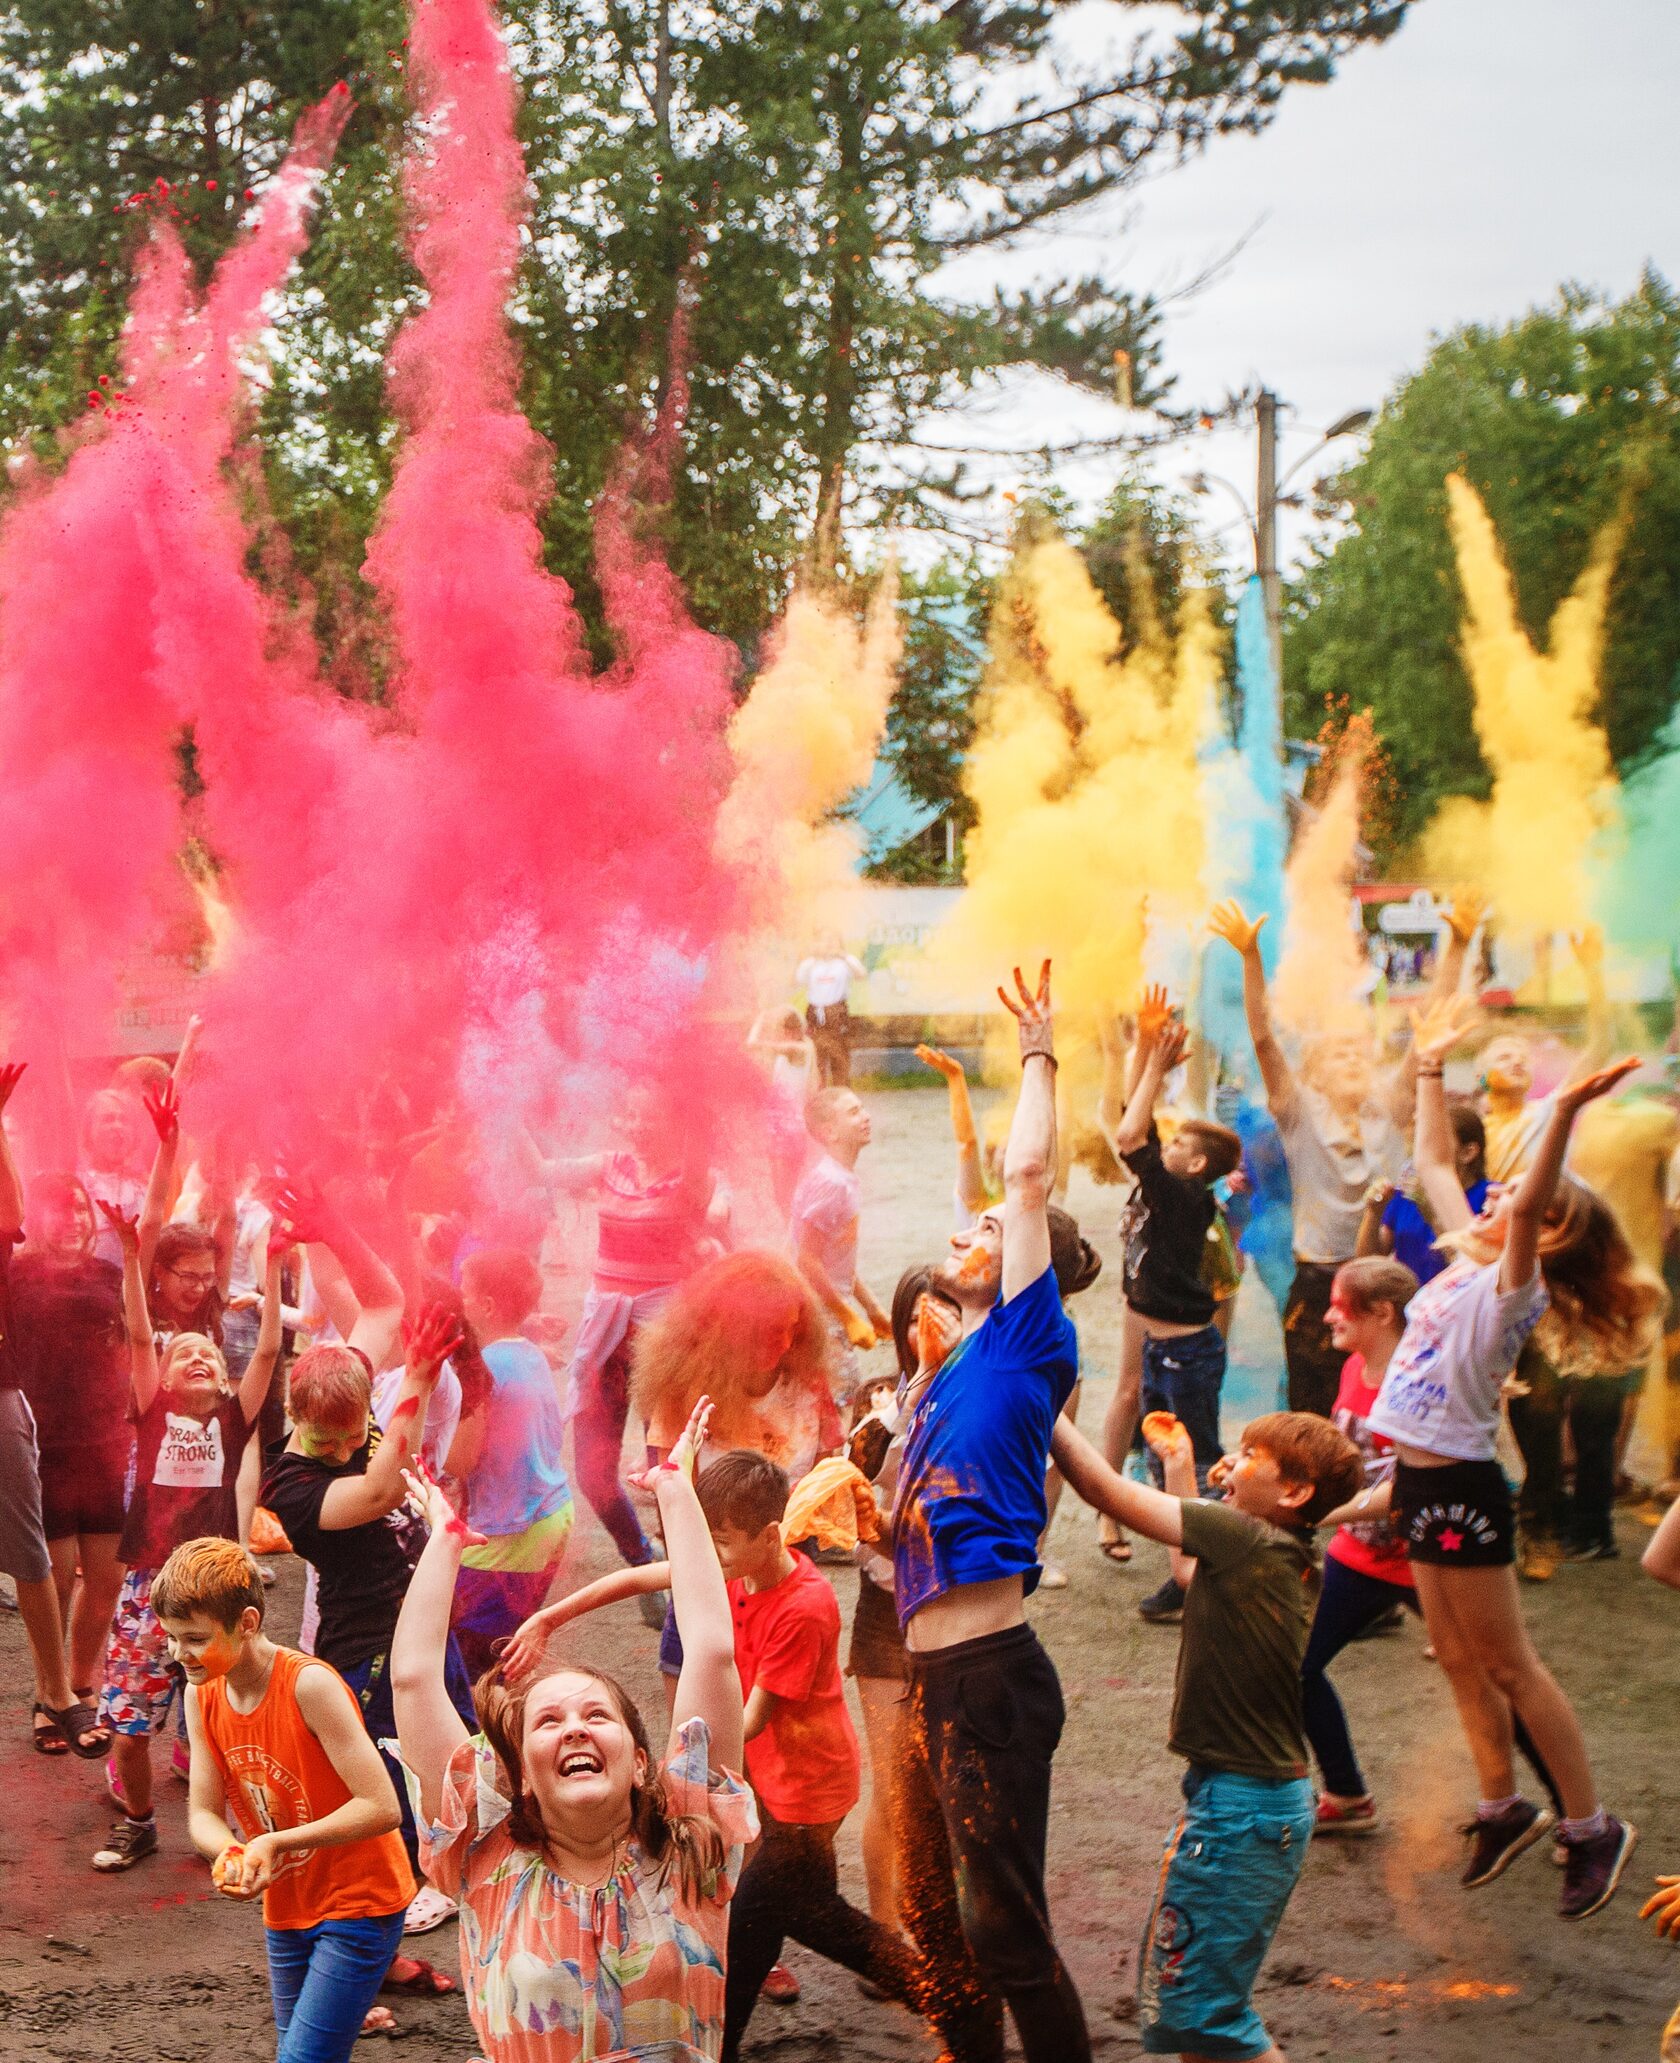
{"left": 2, "top": 1083, "right": 1676, "bottom": 2061}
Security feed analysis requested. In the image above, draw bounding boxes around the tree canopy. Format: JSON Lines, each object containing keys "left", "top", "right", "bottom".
{"left": 1284, "top": 270, "right": 1680, "bottom": 854}
{"left": 1, "top": 0, "right": 1410, "bottom": 656}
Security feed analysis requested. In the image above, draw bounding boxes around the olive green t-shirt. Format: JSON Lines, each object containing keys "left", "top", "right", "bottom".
{"left": 1168, "top": 1499, "right": 1321, "bottom": 1781}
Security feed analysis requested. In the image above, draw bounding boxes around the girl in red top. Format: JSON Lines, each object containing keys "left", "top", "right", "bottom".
{"left": 1304, "top": 1257, "right": 1562, "bottom": 1839}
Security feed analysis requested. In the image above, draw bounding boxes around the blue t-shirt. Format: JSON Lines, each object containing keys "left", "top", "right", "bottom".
{"left": 1382, "top": 1178, "right": 1490, "bottom": 1286}
{"left": 459, "top": 1337, "right": 572, "bottom": 1540}
{"left": 890, "top": 1266, "right": 1078, "bottom": 1628}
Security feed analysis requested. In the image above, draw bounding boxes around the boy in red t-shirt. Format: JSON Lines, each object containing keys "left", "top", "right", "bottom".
{"left": 697, "top": 1450, "right": 963, "bottom": 2062}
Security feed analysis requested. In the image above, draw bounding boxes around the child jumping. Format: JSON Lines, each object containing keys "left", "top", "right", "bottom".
{"left": 93, "top": 1202, "right": 284, "bottom": 1871}
{"left": 1054, "top": 1406, "right": 1362, "bottom": 2062}
{"left": 1100, "top": 1008, "right": 1243, "bottom": 1622}
{"left": 163, "top": 1536, "right": 414, "bottom": 2063}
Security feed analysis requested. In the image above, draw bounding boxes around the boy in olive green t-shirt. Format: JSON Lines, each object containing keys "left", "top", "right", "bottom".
{"left": 1052, "top": 1407, "right": 1361, "bottom": 2063}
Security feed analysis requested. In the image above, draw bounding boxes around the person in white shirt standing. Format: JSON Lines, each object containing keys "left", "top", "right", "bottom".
{"left": 797, "top": 937, "right": 867, "bottom": 1088}
{"left": 790, "top": 1088, "right": 889, "bottom": 1404}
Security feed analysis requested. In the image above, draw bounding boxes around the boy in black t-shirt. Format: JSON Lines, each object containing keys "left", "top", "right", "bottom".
{"left": 262, "top": 1304, "right": 478, "bottom": 1917}
{"left": 1053, "top": 1408, "right": 1361, "bottom": 2063}
{"left": 94, "top": 1203, "right": 283, "bottom": 1871}
{"left": 1101, "top": 1011, "right": 1242, "bottom": 1622}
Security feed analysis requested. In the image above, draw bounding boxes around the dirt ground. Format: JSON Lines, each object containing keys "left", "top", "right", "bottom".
{"left": 1, "top": 1083, "right": 1675, "bottom": 2061}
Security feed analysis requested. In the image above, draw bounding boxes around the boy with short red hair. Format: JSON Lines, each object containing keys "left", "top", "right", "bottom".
{"left": 1054, "top": 1407, "right": 1361, "bottom": 2063}
{"left": 159, "top": 1535, "right": 413, "bottom": 2063}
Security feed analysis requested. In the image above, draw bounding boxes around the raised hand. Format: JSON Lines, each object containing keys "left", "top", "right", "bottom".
{"left": 269, "top": 1173, "right": 332, "bottom": 1248}
{"left": 0, "top": 1061, "right": 26, "bottom": 1113}
{"left": 1136, "top": 983, "right": 1172, "bottom": 1045}
{"left": 1409, "top": 990, "right": 1480, "bottom": 1067}
{"left": 914, "top": 1044, "right": 965, "bottom": 1082}
{"left": 1141, "top": 1410, "right": 1193, "bottom": 1471}
{"left": 1569, "top": 924, "right": 1605, "bottom": 973}
{"left": 401, "top": 1461, "right": 486, "bottom": 1549}
{"left": 1209, "top": 900, "right": 1266, "bottom": 957}
{"left": 1444, "top": 888, "right": 1487, "bottom": 948}
{"left": 142, "top": 1079, "right": 180, "bottom": 1146}
{"left": 497, "top": 1600, "right": 575, "bottom": 1687}
{"left": 402, "top": 1302, "right": 464, "bottom": 1385}
{"left": 1555, "top": 1055, "right": 1641, "bottom": 1116}
{"left": 997, "top": 960, "right": 1053, "bottom": 1064}
{"left": 95, "top": 1198, "right": 141, "bottom": 1258}
{"left": 1155, "top": 1019, "right": 1190, "bottom": 1074}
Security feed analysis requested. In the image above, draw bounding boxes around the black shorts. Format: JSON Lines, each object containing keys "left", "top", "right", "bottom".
{"left": 38, "top": 1440, "right": 130, "bottom": 1542}
{"left": 846, "top": 1570, "right": 907, "bottom": 1682}
{"left": 1393, "top": 1457, "right": 1514, "bottom": 1568}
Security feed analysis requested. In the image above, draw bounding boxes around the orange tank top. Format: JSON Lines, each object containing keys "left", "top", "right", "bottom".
{"left": 198, "top": 1647, "right": 415, "bottom": 1930}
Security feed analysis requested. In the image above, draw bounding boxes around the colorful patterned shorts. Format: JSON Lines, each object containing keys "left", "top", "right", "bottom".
{"left": 98, "top": 1567, "right": 183, "bottom": 1738}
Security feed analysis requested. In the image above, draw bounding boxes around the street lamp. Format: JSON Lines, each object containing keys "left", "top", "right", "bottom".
{"left": 1188, "top": 396, "right": 1373, "bottom": 687}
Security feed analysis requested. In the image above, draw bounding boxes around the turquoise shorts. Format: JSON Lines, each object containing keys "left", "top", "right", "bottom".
{"left": 1139, "top": 1765, "right": 1314, "bottom": 2059}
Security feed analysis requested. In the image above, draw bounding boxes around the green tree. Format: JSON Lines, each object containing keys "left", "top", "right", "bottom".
{"left": 1, "top": 0, "right": 1411, "bottom": 655}
{"left": 1285, "top": 270, "right": 1680, "bottom": 850}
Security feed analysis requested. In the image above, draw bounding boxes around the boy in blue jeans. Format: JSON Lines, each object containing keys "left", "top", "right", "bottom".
{"left": 1101, "top": 1008, "right": 1243, "bottom": 1624}
{"left": 1054, "top": 1406, "right": 1361, "bottom": 2062}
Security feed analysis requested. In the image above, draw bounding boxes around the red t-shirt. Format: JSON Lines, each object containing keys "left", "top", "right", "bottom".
{"left": 729, "top": 1553, "right": 860, "bottom": 1825}
{"left": 1326, "top": 1352, "right": 1412, "bottom": 1587}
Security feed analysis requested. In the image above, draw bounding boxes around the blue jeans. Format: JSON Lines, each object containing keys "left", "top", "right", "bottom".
{"left": 266, "top": 1909, "right": 407, "bottom": 2063}
{"left": 1141, "top": 1324, "right": 1225, "bottom": 1493}
{"left": 1139, "top": 1766, "right": 1313, "bottom": 2059}
{"left": 341, "top": 1637, "right": 476, "bottom": 1874}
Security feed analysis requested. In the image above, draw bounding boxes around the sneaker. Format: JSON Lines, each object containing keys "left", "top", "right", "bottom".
{"left": 1563, "top": 1538, "right": 1619, "bottom": 1563}
{"left": 1314, "top": 1794, "right": 1379, "bottom": 1838}
{"left": 92, "top": 1815, "right": 158, "bottom": 1872}
{"left": 1460, "top": 1800, "right": 1554, "bottom": 1887}
{"left": 1037, "top": 1560, "right": 1069, "bottom": 1591}
{"left": 1138, "top": 1579, "right": 1185, "bottom": 1624}
{"left": 1518, "top": 1536, "right": 1560, "bottom": 1583}
{"left": 1559, "top": 1815, "right": 1637, "bottom": 1919}
{"left": 637, "top": 1587, "right": 672, "bottom": 1633}
{"left": 762, "top": 1961, "right": 801, "bottom": 2004}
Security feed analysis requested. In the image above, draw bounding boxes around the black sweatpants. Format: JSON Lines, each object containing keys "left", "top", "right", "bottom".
{"left": 722, "top": 1810, "right": 925, "bottom": 2061}
{"left": 895, "top": 1623, "right": 1091, "bottom": 2063}
{"left": 1283, "top": 1260, "right": 1344, "bottom": 1417}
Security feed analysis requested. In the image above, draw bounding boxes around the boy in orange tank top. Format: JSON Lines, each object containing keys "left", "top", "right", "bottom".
{"left": 155, "top": 1537, "right": 417, "bottom": 2063}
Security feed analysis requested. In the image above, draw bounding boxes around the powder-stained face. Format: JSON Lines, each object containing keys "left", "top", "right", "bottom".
{"left": 160, "top": 1609, "right": 251, "bottom": 1685}
{"left": 939, "top": 1210, "right": 1003, "bottom": 1304}
{"left": 1480, "top": 1036, "right": 1532, "bottom": 1098}
{"left": 295, "top": 1412, "right": 369, "bottom": 1466}
{"left": 37, "top": 1188, "right": 95, "bottom": 1257}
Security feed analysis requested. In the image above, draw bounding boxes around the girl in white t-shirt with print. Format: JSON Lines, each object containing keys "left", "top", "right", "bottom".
{"left": 1359, "top": 995, "right": 1661, "bottom": 1925}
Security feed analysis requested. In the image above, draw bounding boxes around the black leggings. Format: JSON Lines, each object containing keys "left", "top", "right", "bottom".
{"left": 895, "top": 1624, "right": 1090, "bottom": 2063}
{"left": 1282, "top": 1261, "right": 1344, "bottom": 1417}
{"left": 1302, "top": 1555, "right": 1564, "bottom": 1810}
{"left": 1507, "top": 1347, "right": 1632, "bottom": 1550}
{"left": 722, "top": 1812, "right": 928, "bottom": 2061}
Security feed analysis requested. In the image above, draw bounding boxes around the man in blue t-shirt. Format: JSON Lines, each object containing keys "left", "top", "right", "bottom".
{"left": 890, "top": 962, "right": 1094, "bottom": 2063}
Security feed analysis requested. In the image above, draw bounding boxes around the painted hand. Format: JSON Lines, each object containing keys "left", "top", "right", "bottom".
{"left": 402, "top": 1301, "right": 464, "bottom": 1386}
{"left": 998, "top": 960, "right": 1054, "bottom": 1065}
{"left": 1409, "top": 990, "right": 1479, "bottom": 1067}
{"left": 401, "top": 1462, "right": 487, "bottom": 1549}
{"left": 95, "top": 1197, "right": 141, "bottom": 1257}
{"left": 1639, "top": 1875, "right": 1680, "bottom": 1940}
{"left": 1136, "top": 984, "right": 1172, "bottom": 1045}
{"left": 843, "top": 1308, "right": 878, "bottom": 1351}
{"left": 142, "top": 1079, "right": 180, "bottom": 1146}
{"left": 914, "top": 1044, "right": 964, "bottom": 1082}
{"left": 1555, "top": 1055, "right": 1640, "bottom": 1116}
{"left": 1208, "top": 900, "right": 1266, "bottom": 957}
{"left": 1444, "top": 889, "right": 1487, "bottom": 947}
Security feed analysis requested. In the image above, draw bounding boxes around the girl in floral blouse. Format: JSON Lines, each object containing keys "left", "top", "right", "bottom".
{"left": 391, "top": 1399, "right": 754, "bottom": 2061}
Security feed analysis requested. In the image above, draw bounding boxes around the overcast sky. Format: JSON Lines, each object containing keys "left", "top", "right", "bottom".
{"left": 918, "top": 0, "right": 1680, "bottom": 576}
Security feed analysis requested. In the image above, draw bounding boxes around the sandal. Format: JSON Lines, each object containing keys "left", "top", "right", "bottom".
{"left": 32, "top": 1703, "right": 69, "bottom": 1756}
{"left": 381, "top": 1956, "right": 456, "bottom": 1997}
{"left": 1099, "top": 1537, "right": 1133, "bottom": 1564}
{"left": 37, "top": 1697, "right": 109, "bottom": 1759}
{"left": 360, "top": 2005, "right": 399, "bottom": 2036}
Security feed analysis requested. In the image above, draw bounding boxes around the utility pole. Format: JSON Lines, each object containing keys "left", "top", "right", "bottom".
{"left": 1255, "top": 387, "right": 1282, "bottom": 690}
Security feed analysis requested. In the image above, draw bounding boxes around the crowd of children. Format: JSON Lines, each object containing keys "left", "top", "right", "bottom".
{"left": 2, "top": 924, "right": 1679, "bottom": 2063}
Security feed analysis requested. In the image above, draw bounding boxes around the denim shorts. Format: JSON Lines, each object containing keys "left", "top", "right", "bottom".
{"left": 1139, "top": 1765, "right": 1314, "bottom": 2059}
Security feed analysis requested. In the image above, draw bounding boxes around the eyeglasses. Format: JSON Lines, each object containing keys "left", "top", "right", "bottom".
{"left": 166, "top": 1268, "right": 218, "bottom": 1290}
